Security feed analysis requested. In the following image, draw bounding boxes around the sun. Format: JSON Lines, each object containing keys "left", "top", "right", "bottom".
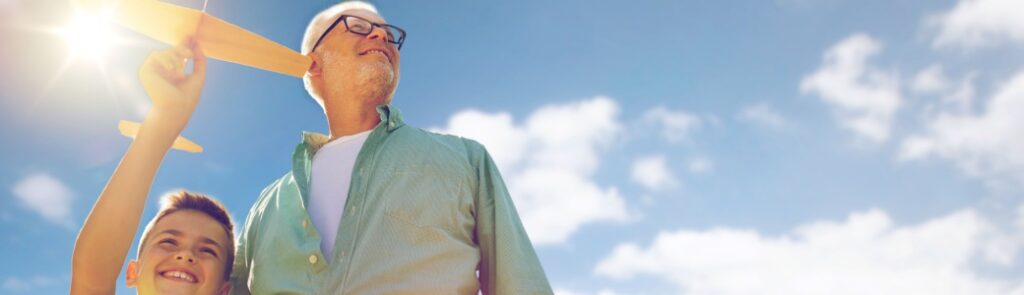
{"left": 34, "top": 6, "right": 135, "bottom": 100}
{"left": 61, "top": 11, "right": 118, "bottom": 60}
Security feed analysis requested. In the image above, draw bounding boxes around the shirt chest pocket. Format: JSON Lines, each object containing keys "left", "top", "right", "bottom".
{"left": 381, "top": 169, "right": 466, "bottom": 231}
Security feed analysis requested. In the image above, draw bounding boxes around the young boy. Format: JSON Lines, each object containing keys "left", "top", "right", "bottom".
{"left": 70, "top": 39, "right": 234, "bottom": 295}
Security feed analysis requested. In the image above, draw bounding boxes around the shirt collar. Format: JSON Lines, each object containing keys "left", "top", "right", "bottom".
{"left": 299, "top": 104, "right": 405, "bottom": 154}
{"left": 292, "top": 104, "right": 404, "bottom": 204}
{"left": 377, "top": 103, "right": 405, "bottom": 133}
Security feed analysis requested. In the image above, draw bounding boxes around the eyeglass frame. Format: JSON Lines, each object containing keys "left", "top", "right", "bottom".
{"left": 311, "top": 14, "right": 406, "bottom": 52}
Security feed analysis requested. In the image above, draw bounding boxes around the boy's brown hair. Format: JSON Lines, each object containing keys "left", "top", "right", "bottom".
{"left": 137, "top": 191, "right": 235, "bottom": 280}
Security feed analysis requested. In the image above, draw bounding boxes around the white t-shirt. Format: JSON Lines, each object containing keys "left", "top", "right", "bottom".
{"left": 308, "top": 129, "right": 372, "bottom": 260}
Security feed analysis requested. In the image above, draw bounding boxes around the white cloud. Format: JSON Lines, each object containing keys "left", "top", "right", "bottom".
{"left": 930, "top": 0, "right": 1024, "bottom": 48}
{"left": 687, "top": 157, "right": 714, "bottom": 174}
{"left": 2, "top": 275, "right": 61, "bottom": 292}
{"left": 941, "top": 73, "right": 980, "bottom": 115}
{"left": 908, "top": 64, "right": 977, "bottom": 116}
{"left": 738, "top": 102, "right": 786, "bottom": 129}
{"left": 10, "top": 173, "right": 76, "bottom": 229}
{"left": 596, "top": 207, "right": 1024, "bottom": 295}
{"left": 434, "top": 110, "right": 528, "bottom": 171}
{"left": 435, "top": 96, "right": 630, "bottom": 245}
{"left": 912, "top": 64, "right": 952, "bottom": 94}
{"left": 800, "top": 33, "right": 902, "bottom": 144}
{"left": 899, "top": 71, "right": 1024, "bottom": 189}
{"left": 631, "top": 155, "right": 678, "bottom": 191}
{"left": 644, "top": 106, "right": 702, "bottom": 144}
{"left": 1018, "top": 204, "right": 1024, "bottom": 230}
{"left": 1, "top": 278, "right": 30, "bottom": 292}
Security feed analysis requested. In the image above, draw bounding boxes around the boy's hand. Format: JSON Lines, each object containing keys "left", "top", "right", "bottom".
{"left": 138, "top": 38, "right": 207, "bottom": 139}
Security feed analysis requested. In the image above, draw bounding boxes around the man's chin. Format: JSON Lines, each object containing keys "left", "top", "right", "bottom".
{"left": 363, "top": 61, "right": 395, "bottom": 79}
{"left": 356, "top": 64, "right": 396, "bottom": 91}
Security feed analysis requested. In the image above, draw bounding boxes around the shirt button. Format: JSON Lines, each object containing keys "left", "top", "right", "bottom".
{"left": 389, "top": 121, "right": 395, "bottom": 128}
{"left": 302, "top": 219, "right": 308, "bottom": 228}
{"left": 308, "top": 254, "right": 318, "bottom": 264}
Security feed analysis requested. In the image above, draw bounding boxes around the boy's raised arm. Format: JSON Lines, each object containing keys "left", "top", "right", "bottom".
{"left": 70, "top": 39, "right": 207, "bottom": 295}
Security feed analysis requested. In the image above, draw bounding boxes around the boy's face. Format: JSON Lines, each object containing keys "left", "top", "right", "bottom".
{"left": 127, "top": 210, "right": 232, "bottom": 295}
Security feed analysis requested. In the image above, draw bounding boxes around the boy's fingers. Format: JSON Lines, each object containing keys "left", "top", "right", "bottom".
{"left": 142, "top": 51, "right": 161, "bottom": 74}
{"left": 152, "top": 52, "right": 174, "bottom": 72}
{"left": 139, "top": 56, "right": 180, "bottom": 102}
{"left": 142, "top": 49, "right": 188, "bottom": 83}
{"left": 156, "top": 53, "right": 185, "bottom": 81}
{"left": 171, "top": 42, "right": 193, "bottom": 60}
{"left": 190, "top": 42, "right": 207, "bottom": 80}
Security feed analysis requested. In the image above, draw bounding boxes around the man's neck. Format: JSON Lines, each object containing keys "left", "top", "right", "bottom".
{"left": 324, "top": 100, "right": 382, "bottom": 140}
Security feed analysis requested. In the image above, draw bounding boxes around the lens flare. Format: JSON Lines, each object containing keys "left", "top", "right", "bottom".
{"left": 61, "top": 12, "right": 116, "bottom": 60}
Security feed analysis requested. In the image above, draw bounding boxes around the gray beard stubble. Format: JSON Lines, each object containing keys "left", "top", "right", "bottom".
{"left": 322, "top": 51, "right": 395, "bottom": 102}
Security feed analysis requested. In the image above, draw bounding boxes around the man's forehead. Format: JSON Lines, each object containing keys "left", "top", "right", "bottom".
{"left": 344, "top": 8, "right": 386, "bottom": 24}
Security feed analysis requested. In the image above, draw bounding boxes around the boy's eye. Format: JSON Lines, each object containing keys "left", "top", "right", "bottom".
{"left": 159, "top": 238, "right": 177, "bottom": 246}
{"left": 200, "top": 248, "right": 219, "bottom": 258}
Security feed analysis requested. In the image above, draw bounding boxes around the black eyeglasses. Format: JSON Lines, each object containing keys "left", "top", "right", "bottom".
{"left": 311, "top": 15, "right": 406, "bottom": 52}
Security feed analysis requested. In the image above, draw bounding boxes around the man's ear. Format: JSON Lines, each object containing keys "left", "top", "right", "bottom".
{"left": 308, "top": 53, "right": 322, "bottom": 77}
{"left": 126, "top": 260, "right": 139, "bottom": 287}
{"left": 219, "top": 281, "right": 232, "bottom": 295}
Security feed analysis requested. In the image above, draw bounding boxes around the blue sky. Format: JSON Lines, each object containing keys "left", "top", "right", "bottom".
{"left": 2, "top": 0, "right": 1024, "bottom": 294}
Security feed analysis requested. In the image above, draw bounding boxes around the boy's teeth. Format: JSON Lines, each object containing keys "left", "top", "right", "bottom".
{"left": 163, "top": 270, "right": 195, "bottom": 282}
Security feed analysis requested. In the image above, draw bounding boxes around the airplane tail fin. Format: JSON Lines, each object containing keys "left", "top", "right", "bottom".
{"left": 118, "top": 120, "right": 204, "bottom": 153}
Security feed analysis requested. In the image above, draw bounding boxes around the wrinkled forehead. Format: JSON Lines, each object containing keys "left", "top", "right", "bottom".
{"left": 302, "top": 2, "right": 388, "bottom": 54}
{"left": 344, "top": 8, "right": 386, "bottom": 24}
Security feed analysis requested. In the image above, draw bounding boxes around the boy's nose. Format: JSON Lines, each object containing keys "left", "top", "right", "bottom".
{"left": 176, "top": 253, "right": 195, "bottom": 263}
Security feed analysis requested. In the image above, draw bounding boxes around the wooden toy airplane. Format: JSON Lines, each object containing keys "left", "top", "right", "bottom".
{"left": 74, "top": 0, "right": 313, "bottom": 153}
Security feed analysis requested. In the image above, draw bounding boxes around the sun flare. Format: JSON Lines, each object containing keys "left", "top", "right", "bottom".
{"left": 61, "top": 11, "right": 117, "bottom": 60}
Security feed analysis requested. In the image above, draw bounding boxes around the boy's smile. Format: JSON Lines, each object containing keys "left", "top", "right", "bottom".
{"left": 128, "top": 210, "right": 231, "bottom": 295}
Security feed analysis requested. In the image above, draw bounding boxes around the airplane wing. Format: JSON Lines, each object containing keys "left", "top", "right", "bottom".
{"left": 82, "top": 0, "right": 312, "bottom": 77}
{"left": 73, "top": 0, "right": 312, "bottom": 153}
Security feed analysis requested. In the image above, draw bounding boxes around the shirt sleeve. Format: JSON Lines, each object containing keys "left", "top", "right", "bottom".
{"left": 229, "top": 189, "right": 264, "bottom": 295}
{"left": 471, "top": 142, "right": 554, "bottom": 295}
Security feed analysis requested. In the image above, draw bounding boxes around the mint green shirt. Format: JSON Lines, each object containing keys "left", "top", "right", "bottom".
{"left": 230, "top": 105, "right": 552, "bottom": 295}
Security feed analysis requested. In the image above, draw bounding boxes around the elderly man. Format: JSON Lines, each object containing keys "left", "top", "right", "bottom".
{"left": 229, "top": 1, "right": 552, "bottom": 294}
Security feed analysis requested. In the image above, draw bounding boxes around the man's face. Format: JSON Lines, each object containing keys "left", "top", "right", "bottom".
{"left": 127, "top": 210, "right": 232, "bottom": 295}
{"left": 314, "top": 9, "right": 401, "bottom": 105}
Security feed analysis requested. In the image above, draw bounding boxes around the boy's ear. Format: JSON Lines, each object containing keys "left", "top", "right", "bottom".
{"left": 125, "top": 260, "right": 140, "bottom": 286}
{"left": 219, "top": 281, "right": 232, "bottom": 295}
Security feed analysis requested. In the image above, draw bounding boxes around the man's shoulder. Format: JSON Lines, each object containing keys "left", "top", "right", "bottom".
{"left": 382, "top": 126, "right": 491, "bottom": 171}
{"left": 259, "top": 172, "right": 294, "bottom": 196}
{"left": 248, "top": 172, "right": 296, "bottom": 213}
{"left": 392, "top": 126, "right": 485, "bottom": 155}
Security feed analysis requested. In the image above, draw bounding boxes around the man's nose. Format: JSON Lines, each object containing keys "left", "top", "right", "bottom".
{"left": 366, "top": 26, "right": 388, "bottom": 42}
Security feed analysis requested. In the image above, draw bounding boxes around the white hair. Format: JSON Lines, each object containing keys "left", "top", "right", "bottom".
{"left": 301, "top": 1, "right": 380, "bottom": 55}
{"left": 302, "top": 1, "right": 380, "bottom": 103}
